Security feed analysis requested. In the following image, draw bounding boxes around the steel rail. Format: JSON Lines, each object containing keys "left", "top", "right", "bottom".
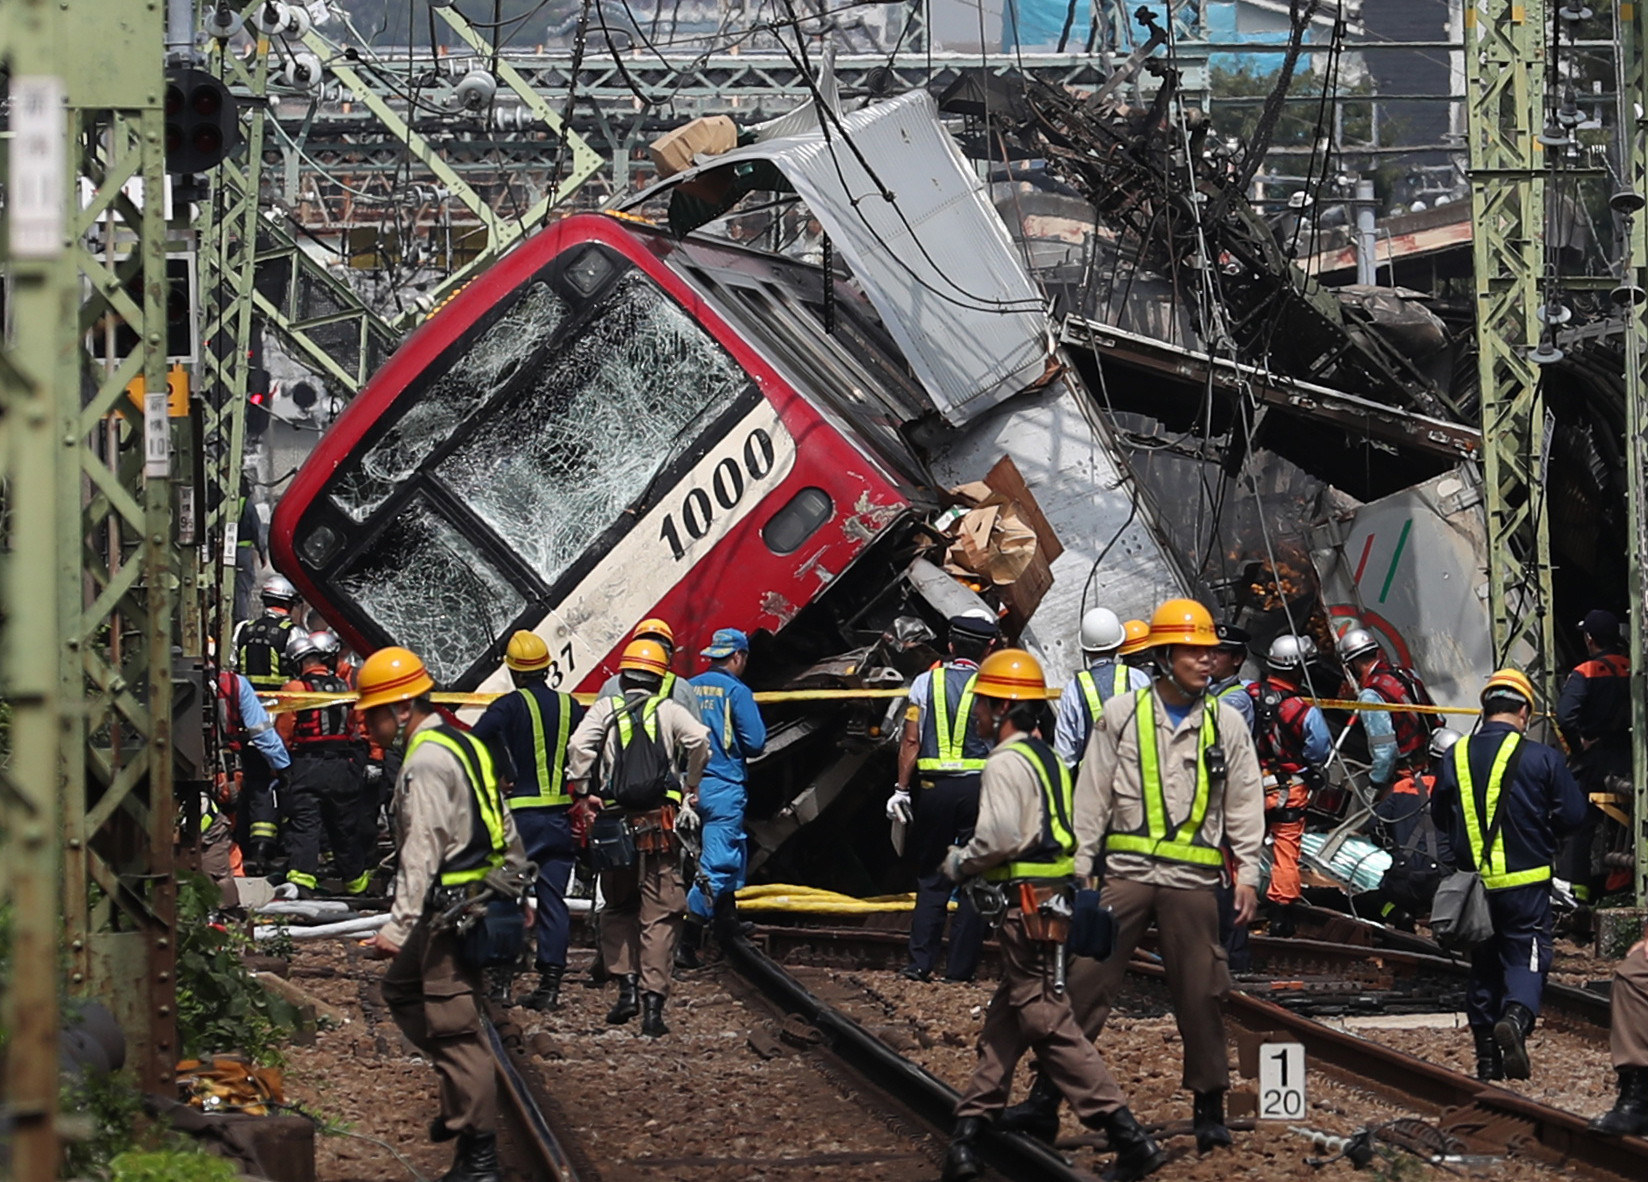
{"left": 483, "top": 1015, "right": 584, "bottom": 1182}
{"left": 721, "top": 931, "right": 1093, "bottom": 1182}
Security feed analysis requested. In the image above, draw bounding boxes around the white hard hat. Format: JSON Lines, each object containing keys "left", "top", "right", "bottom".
{"left": 284, "top": 631, "right": 319, "bottom": 664}
{"left": 261, "top": 573, "right": 299, "bottom": 605}
{"left": 1267, "top": 634, "right": 1314, "bottom": 671}
{"left": 1337, "top": 626, "right": 1381, "bottom": 663}
{"left": 309, "top": 630, "right": 341, "bottom": 658}
{"left": 1428, "top": 727, "right": 1464, "bottom": 759}
{"left": 1079, "top": 608, "right": 1126, "bottom": 653}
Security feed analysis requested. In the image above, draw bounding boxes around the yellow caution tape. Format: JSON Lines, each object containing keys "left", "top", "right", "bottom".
{"left": 258, "top": 684, "right": 1488, "bottom": 716}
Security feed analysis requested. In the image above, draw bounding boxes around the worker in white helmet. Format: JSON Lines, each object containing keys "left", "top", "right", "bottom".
{"left": 1051, "top": 608, "right": 1151, "bottom": 767}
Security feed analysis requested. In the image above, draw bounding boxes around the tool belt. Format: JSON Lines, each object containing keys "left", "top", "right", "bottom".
{"left": 1014, "top": 881, "right": 1074, "bottom": 944}
{"left": 1265, "top": 805, "right": 1306, "bottom": 825}
{"left": 630, "top": 804, "right": 678, "bottom": 855}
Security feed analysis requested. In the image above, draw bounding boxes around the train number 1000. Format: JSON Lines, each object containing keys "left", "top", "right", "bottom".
{"left": 657, "top": 428, "right": 776, "bottom": 562}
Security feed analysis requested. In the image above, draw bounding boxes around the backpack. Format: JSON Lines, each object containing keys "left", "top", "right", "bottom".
{"left": 603, "top": 698, "right": 678, "bottom": 811}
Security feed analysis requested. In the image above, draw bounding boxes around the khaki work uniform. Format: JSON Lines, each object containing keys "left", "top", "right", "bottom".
{"left": 381, "top": 715, "right": 529, "bottom": 1139}
{"left": 567, "top": 692, "right": 709, "bottom": 997}
{"left": 951, "top": 739, "right": 1127, "bottom": 1123}
{"left": 1071, "top": 687, "right": 1265, "bottom": 1094}
{"left": 1611, "top": 944, "right": 1648, "bottom": 1068}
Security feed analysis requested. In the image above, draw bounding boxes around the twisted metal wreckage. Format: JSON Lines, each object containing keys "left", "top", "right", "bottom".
{"left": 282, "top": 24, "right": 1631, "bottom": 899}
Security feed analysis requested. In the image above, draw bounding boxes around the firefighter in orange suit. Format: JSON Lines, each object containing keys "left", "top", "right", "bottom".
{"left": 365, "top": 646, "right": 532, "bottom": 1182}
{"left": 1007, "top": 599, "right": 1264, "bottom": 1154}
{"left": 938, "top": 649, "right": 1164, "bottom": 1182}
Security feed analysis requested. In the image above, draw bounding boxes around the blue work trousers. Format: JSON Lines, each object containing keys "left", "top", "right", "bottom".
{"left": 1466, "top": 883, "right": 1554, "bottom": 1028}
{"left": 907, "top": 773, "right": 984, "bottom": 981}
{"left": 514, "top": 805, "right": 577, "bottom": 969}
{"left": 687, "top": 779, "right": 747, "bottom": 921}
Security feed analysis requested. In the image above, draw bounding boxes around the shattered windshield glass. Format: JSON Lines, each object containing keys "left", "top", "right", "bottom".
{"left": 334, "top": 496, "right": 525, "bottom": 684}
{"left": 330, "top": 283, "right": 568, "bottom": 521}
{"left": 434, "top": 273, "right": 752, "bottom": 586}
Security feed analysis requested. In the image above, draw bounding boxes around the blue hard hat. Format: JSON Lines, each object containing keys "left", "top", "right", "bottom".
{"left": 701, "top": 628, "right": 750, "bottom": 659}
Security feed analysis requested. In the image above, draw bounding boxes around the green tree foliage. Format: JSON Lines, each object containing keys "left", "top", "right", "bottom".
{"left": 174, "top": 873, "right": 301, "bottom": 1066}
{"left": 1209, "top": 64, "right": 1382, "bottom": 154}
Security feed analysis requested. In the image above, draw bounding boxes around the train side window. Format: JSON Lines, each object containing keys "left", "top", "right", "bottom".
{"left": 763, "top": 487, "right": 833, "bottom": 554}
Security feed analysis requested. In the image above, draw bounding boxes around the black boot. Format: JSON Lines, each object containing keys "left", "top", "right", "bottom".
{"left": 998, "top": 1071, "right": 1062, "bottom": 1142}
{"left": 606, "top": 974, "right": 640, "bottom": 1025}
{"left": 1192, "top": 1089, "right": 1233, "bottom": 1153}
{"left": 675, "top": 918, "right": 704, "bottom": 971}
{"left": 1472, "top": 1026, "right": 1504, "bottom": 1082}
{"left": 712, "top": 889, "right": 741, "bottom": 943}
{"left": 523, "top": 965, "right": 563, "bottom": 1012}
{"left": 941, "top": 1116, "right": 986, "bottom": 1182}
{"left": 1591, "top": 1067, "right": 1648, "bottom": 1137}
{"left": 1495, "top": 1002, "right": 1535, "bottom": 1080}
{"left": 640, "top": 991, "right": 669, "bottom": 1038}
{"left": 484, "top": 968, "right": 513, "bottom": 1006}
{"left": 439, "top": 1131, "right": 500, "bottom": 1182}
{"left": 245, "top": 838, "right": 276, "bottom": 875}
{"left": 1093, "top": 1107, "right": 1166, "bottom": 1182}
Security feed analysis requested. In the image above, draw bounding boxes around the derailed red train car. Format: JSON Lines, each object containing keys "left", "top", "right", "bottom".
{"left": 273, "top": 212, "right": 938, "bottom": 700}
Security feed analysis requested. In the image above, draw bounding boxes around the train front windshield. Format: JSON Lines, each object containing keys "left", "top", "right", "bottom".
{"left": 292, "top": 244, "right": 759, "bottom": 684}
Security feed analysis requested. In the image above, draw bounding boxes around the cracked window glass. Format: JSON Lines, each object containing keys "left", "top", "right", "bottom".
{"left": 335, "top": 496, "right": 525, "bottom": 684}
{"left": 330, "top": 282, "right": 567, "bottom": 521}
{"left": 434, "top": 273, "right": 753, "bottom": 587}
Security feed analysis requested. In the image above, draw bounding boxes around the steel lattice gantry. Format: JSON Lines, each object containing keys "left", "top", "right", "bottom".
{"left": 1465, "top": 0, "right": 1556, "bottom": 695}
{"left": 2, "top": 2, "right": 180, "bottom": 1178}
{"left": 1621, "top": 0, "right": 1648, "bottom": 910}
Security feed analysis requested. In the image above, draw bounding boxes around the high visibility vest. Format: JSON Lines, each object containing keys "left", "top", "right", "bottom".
{"left": 916, "top": 666, "right": 987, "bottom": 775}
{"left": 236, "top": 613, "right": 294, "bottom": 690}
{"left": 510, "top": 685, "right": 574, "bottom": 809}
{"left": 612, "top": 695, "right": 683, "bottom": 804}
{"left": 1453, "top": 731, "right": 1549, "bottom": 890}
{"left": 1104, "top": 689, "right": 1225, "bottom": 867}
{"left": 406, "top": 725, "right": 509, "bottom": 886}
{"left": 1075, "top": 662, "right": 1133, "bottom": 730}
{"left": 983, "top": 737, "right": 1077, "bottom": 882}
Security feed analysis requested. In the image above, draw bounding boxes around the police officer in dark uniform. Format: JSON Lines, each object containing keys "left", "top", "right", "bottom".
{"left": 471, "top": 631, "right": 584, "bottom": 1011}
{"left": 889, "top": 610, "right": 999, "bottom": 982}
{"left": 1556, "top": 609, "right": 1632, "bottom": 912}
{"left": 1430, "top": 669, "right": 1587, "bottom": 1081}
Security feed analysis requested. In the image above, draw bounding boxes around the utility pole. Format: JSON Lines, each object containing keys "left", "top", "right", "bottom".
{"left": 1, "top": 14, "right": 179, "bottom": 1172}
{"left": 1464, "top": 0, "right": 1556, "bottom": 700}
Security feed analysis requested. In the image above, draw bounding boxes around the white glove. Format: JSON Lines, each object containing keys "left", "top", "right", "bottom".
{"left": 677, "top": 799, "right": 701, "bottom": 837}
{"left": 885, "top": 788, "right": 912, "bottom": 823}
{"left": 940, "top": 846, "right": 967, "bottom": 883}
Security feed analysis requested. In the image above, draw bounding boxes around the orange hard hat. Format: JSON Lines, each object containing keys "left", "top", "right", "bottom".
{"left": 1117, "top": 619, "right": 1153, "bottom": 656}
{"left": 505, "top": 630, "right": 552, "bottom": 672}
{"left": 972, "top": 648, "right": 1049, "bottom": 700}
{"left": 619, "top": 638, "right": 671, "bottom": 677}
{"left": 1482, "top": 668, "right": 1536, "bottom": 708}
{"left": 355, "top": 646, "right": 434, "bottom": 711}
{"left": 1148, "top": 598, "right": 1219, "bottom": 648}
{"left": 634, "top": 617, "right": 675, "bottom": 650}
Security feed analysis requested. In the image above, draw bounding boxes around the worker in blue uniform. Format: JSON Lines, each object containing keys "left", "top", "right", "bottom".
{"left": 1430, "top": 668, "right": 1588, "bottom": 1081}
{"left": 1555, "top": 608, "right": 1632, "bottom": 914}
{"left": 889, "top": 609, "right": 1000, "bottom": 982}
{"left": 1207, "top": 623, "right": 1255, "bottom": 733}
{"left": 680, "top": 628, "right": 767, "bottom": 967}
{"left": 471, "top": 630, "right": 584, "bottom": 1012}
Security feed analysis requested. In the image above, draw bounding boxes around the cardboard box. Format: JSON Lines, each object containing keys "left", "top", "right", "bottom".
{"left": 939, "top": 455, "right": 1063, "bottom": 634}
{"left": 649, "top": 116, "right": 738, "bottom": 179}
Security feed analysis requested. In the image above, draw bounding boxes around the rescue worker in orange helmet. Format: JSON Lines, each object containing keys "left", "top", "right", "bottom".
{"left": 1117, "top": 618, "right": 1157, "bottom": 679}
{"left": 1589, "top": 920, "right": 1648, "bottom": 1137}
{"left": 471, "top": 631, "right": 585, "bottom": 1011}
{"left": 1046, "top": 599, "right": 1264, "bottom": 1153}
{"left": 566, "top": 638, "right": 710, "bottom": 1037}
{"left": 1429, "top": 669, "right": 1586, "bottom": 1082}
{"left": 1247, "top": 635, "right": 1332, "bottom": 937}
{"left": 939, "top": 650, "right": 1165, "bottom": 1182}
{"left": 598, "top": 617, "right": 703, "bottom": 721}
{"left": 365, "top": 646, "right": 533, "bottom": 1182}
{"left": 274, "top": 631, "right": 368, "bottom": 898}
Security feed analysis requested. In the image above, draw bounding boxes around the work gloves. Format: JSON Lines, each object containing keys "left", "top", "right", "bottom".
{"left": 676, "top": 799, "right": 702, "bottom": 839}
{"left": 885, "top": 788, "right": 912, "bottom": 823}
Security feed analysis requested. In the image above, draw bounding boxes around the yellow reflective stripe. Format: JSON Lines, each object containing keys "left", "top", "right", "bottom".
{"left": 513, "top": 688, "right": 572, "bottom": 808}
{"left": 408, "top": 727, "right": 509, "bottom": 885}
{"left": 1113, "top": 664, "right": 1130, "bottom": 696}
{"left": 986, "top": 856, "right": 1077, "bottom": 881}
{"left": 1077, "top": 671, "right": 1102, "bottom": 725}
{"left": 984, "top": 740, "right": 1077, "bottom": 882}
{"left": 1108, "top": 689, "right": 1221, "bottom": 866}
{"left": 917, "top": 671, "right": 987, "bottom": 773}
{"left": 1455, "top": 732, "right": 1529, "bottom": 890}
{"left": 1104, "top": 834, "right": 1226, "bottom": 866}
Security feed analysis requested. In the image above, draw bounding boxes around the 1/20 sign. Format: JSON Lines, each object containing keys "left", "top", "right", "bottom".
{"left": 1258, "top": 1042, "right": 1306, "bottom": 1119}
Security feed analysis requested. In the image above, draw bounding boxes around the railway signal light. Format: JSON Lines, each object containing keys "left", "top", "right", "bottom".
{"left": 163, "top": 69, "right": 240, "bottom": 174}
